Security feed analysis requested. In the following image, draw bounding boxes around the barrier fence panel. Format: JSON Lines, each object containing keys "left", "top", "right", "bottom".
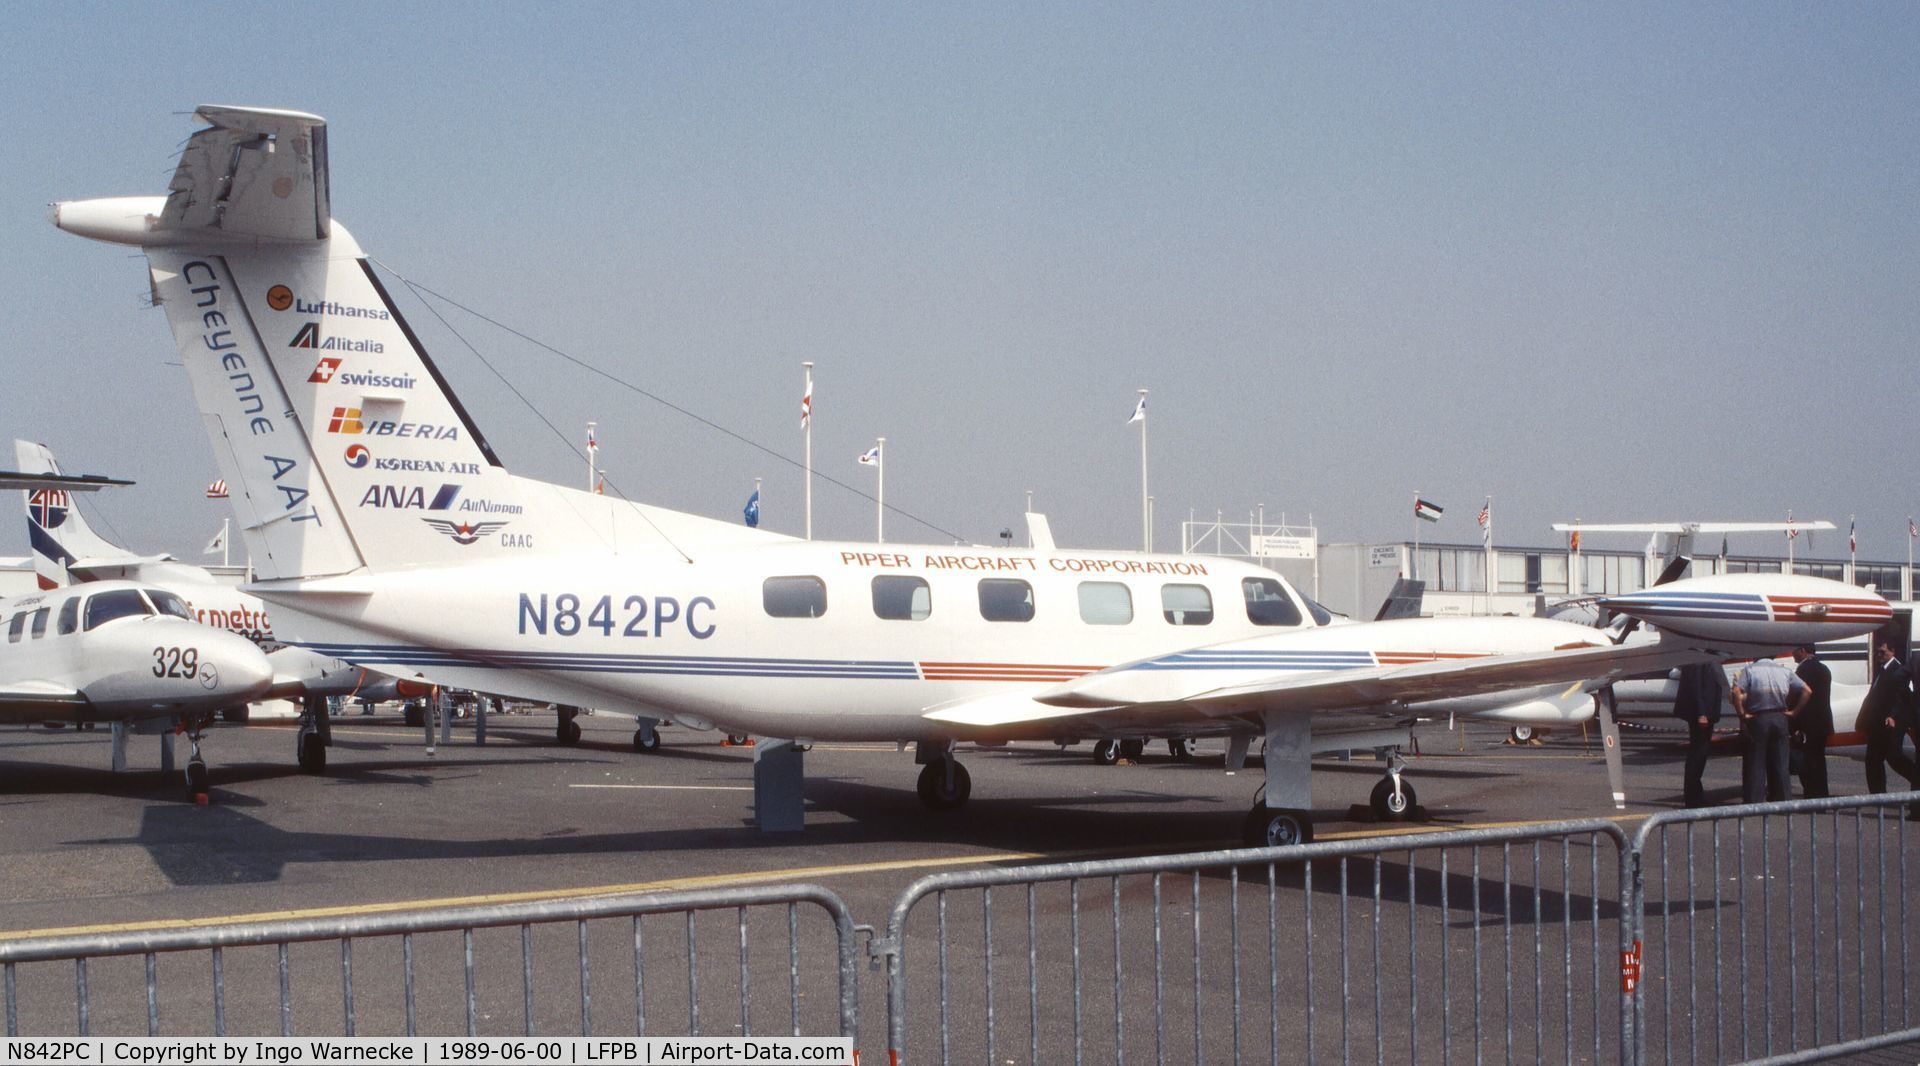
{"left": 0, "top": 883, "right": 859, "bottom": 1040}
{"left": 1628, "top": 792, "right": 1920, "bottom": 1066}
{"left": 873, "top": 820, "right": 1633, "bottom": 1066}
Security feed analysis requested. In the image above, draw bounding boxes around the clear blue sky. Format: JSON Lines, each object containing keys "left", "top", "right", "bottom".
{"left": 3, "top": 3, "right": 1915, "bottom": 560}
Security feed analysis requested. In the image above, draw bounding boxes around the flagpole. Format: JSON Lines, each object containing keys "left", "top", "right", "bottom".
{"left": 876, "top": 437, "right": 885, "bottom": 544}
{"left": 586, "top": 421, "right": 597, "bottom": 493}
{"left": 803, "top": 362, "right": 814, "bottom": 541}
{"left": 1136, "top": 389, "right": 1150, "bottom": 552}
{"left": 1411, "top": 491, "right": 1420, "bottom": 581}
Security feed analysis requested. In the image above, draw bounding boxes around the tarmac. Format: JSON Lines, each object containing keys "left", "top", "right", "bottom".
{"left": 0, "top": 708, "right": 1914, "bottom": 1061}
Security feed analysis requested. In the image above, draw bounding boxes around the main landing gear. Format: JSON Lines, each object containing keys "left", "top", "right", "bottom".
{"left": 915, "top": 740, "right": 972, "bottom": 810}
{"left": 556, "top": 706, "right": 582, "bottom": 745}
{"left": 1367, "top": 751, "right": 1417, "bottom": 822}
{"left": 296, "top": 694, "right": 330, "bottom": 775}
{"left": 1091, "top": 737, "right": 1187, "bottom": 764}
{"left": 1242, "top": 805, "right": 1312, "bottom": 847}
{"left": 632, "top": 719, "right": 661, "bottom": 753}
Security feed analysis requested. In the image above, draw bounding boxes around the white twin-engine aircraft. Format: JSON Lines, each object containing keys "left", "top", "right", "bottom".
{"left": 51, "top": 106, "right": 1895, "bottom": 843}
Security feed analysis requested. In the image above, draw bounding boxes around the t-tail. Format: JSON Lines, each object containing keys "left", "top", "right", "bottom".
{"left": 15, "top": 440, "right": 144, "bottom": 589}
{"left": 54, "top": 106, "right": 781, "bottom": 584}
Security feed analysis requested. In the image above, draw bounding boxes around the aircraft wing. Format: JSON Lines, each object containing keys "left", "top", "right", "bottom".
{"left": 925, "top": 640, "right": 1701, "bottom": 732}
{"left": 162, "top": 106, "right": 330, "bottom": 242}
{"left": 0, "top": 683, "right": 89, "bottom": 724}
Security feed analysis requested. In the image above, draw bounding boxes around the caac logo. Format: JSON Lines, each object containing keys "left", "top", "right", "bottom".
{"left": 422, "top": 518, "right": 508, "bottom": 545}
{"left": 27, "top": 489, "right": 69, "bottom": 529}
{"left": 328, "top": 407, "right": 364, "bottom": 434}
{"left": 266, "top": 285, "right": 294, "bottom": 311}
{"left": 344, "top": 444, "right": 371, "bottom": 469}
{"left": 309, "top": 357, "right": 342, "bottom": 383}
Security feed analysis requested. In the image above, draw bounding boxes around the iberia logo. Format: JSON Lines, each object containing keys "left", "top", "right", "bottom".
{"left": 328, "top": 407, "right": 363, "bottom": 434}
{"left": 309, "top": 358, "right": 342, "bottom": 384}
{"left": 344, "top": 444, "right": 371, "bottom": 469}
{"left": 266, "top": 285, "right": 294, "bottom": 311}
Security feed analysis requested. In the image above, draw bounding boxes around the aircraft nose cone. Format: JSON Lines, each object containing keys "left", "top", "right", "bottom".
{"left": 213, "top": 636, "right": 276, "bottom": 699}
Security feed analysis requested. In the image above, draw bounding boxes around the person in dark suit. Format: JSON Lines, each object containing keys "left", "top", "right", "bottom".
{"left": 1674, "top": 662, "right": 1723, "bottom": 808}
{"left": 1790, "top": 645, "right": 1833, "bottom": 798}
{"left": 1859, "top": 640, "right": 1920, "bottom": 810}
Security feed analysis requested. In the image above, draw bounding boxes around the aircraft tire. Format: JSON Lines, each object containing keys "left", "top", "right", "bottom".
{"left": 916, "top": 760, "right": 972, "bottom": 810}
{"left": 1119, "top": 739, "right": 1146, "bottom": 761}
{"left": 633, "top": 728, "right": 661, "bottom": 753}
{"left": 1091, "top": 740, "right": 1121, "bottom": 766}
{"left": 298, "top": 731, "right": 327, "bottom": 774}
{"left": 1369, "top": 777, "right": 1416, "bottom": 821}
{"left": 185, "top": 760, "right": 209, "bottom": 800}
{"left": 558, "top": 719, "right": 582, "bottom": 745}
{"left": 403, "top": 703, "right": 425, "bottom": 728}
{"left": 1242, "top": 805, "right": 1312, "bottom": 848}
{"left": 1509, "top": 725, "right": 1534, "bottom": 743}
{"left": 1168, "top": 737, "right": 1196, "bottom": 761}
{"left": 221, "top": 705, "right": 251, "bottom": 724}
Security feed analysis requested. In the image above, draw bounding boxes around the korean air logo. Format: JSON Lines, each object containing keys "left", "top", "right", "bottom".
{"left": 328, "top": 407, "right": 364, "bottom": 434}
{"left": 344, "top": 444, "right": 371, "bottom": 469}
{"left": 309, "top": 357, "right": 342, "bottom": 384}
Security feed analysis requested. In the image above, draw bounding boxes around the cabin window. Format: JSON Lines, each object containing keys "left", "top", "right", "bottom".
{"left": 6, "top": 613, "right": 23, "bottom": 643}
{"left": 56, "top": 598, "right": 79, "bottom": 636}
{"left": 84, "top": 589, "right": 153, "bottom": 631}
{"left": 978, "top": 579, "right": 1036, "bottom": 622}
{"left": 1243, "top": 578, "right": 1304, "bottom": 626}
{"left": 762, "top": 576, "right": 828, "bottom": 618}
{"left": 147, "top": 590, "right": 195, "bottom": 621}
{"left": 30, "top": 608, "right": 49, "bottom": 639}
{"left": 872, "top": 576, "right": 931, "bottom": 621}
{"left": 1161, "top": 584, "right": 1214, "bottom": 626}
{"left": 1077, "top": 582, "right": 1133, "bottom": 625}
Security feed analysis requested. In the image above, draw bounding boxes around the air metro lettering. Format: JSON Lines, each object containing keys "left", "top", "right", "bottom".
{"left": 517, "top": 593, "right": 716, "bottom": 640}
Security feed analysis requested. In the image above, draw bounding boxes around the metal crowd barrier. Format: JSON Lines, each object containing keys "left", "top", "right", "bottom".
{"left": 0, "top": 883, "right": 860, "bottom": 1041}
{"left": 869, "top": 820, "right": 1635, "bottom": 1066}
{"left": 1627, "top": 791, "right": 1920, "bottom": 1066}
{"left": 3, "top": 796, "right": 1916, "bottom": 1062}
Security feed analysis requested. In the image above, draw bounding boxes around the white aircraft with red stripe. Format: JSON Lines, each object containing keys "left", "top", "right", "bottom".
{"left": 52, "top": 106, "right": 1895, "bottom": 843}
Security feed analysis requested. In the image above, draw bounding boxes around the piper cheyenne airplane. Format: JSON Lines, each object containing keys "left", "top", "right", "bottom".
{"left": 16, "top": 439, "right": 426, "bottom": 766}
{"left": 51, "top": 105, "right": 1897, "bottom": 843}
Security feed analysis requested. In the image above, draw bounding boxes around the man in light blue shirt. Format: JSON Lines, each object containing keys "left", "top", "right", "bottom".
{"left": 1733, "top": 657, "right": 1808, "bottom": 803}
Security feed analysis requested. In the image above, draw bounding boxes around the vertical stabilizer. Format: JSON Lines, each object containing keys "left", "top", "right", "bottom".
{"left": 14, "top": 441, "right": 136, "bottom": 589}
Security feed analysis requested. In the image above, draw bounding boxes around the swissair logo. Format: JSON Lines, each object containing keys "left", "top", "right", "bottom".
{"left": 309, "top": 358, "right": 342, "bottom": 384}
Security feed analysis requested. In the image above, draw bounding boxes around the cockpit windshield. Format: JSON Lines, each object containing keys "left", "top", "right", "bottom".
{"left": 83, "top": 589, "right": 153, "bottom": 631}
{"left": 145, "top": 590, "right": 195, "bottom": 621}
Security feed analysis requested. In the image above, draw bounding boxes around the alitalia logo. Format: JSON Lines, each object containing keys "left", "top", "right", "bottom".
{"left": 291, "top": 322, "right": 384, "bottom": 353}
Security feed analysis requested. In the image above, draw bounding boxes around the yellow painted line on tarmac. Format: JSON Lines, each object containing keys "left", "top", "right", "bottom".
{"left": 569, "top": 784, "right": 753, "bottom": 792}
{"left": 0, "top": 805, "right": 1657, "bottom": 943}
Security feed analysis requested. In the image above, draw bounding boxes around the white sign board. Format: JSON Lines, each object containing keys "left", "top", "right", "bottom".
{"left": 1253, "top": 534, "right": 1316, "bottom": 560}
{"left": 1369, "top": 545, "right": 1402, "bottom": 569}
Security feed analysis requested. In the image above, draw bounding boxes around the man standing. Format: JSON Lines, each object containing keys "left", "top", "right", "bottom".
{"left": 1674, "top": 662, "right": 1723, "bottom": 808}
{"left": 1859, "top": 640, "right": 1920, "bottom": 810}
{"left": 1732, "top": 656, "right": 1808, "bottom": 803}
{"left": 1790, "top": 645, "right": 1834, "bottom": 798}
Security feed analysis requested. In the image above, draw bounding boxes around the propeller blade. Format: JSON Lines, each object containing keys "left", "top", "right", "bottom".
{"left": 1596, "top": 687, "right": 1626, "bottom": 810}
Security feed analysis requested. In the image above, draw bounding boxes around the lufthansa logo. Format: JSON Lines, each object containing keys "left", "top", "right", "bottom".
{"left": 200, "top": 664, "right": 220, "bottom": 691}
{"left": 267, "top": 285, "right": 294, "bottom": 311}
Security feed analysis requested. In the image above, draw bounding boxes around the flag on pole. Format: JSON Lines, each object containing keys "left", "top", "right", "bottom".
{"left": 1127, "top": 395, "right": 1146, "bottom": 424}
{"left": 595, "top": 475, "right": 605, "bottom": 495}
{"left": 743, "top": 489, "right": 760, "bottom": 528}
{"left": 1910, "top": 516, "right": 1917, "bottom": 541}
{"left": 1849, "top": 516, "right": 1857, "bottom": 556}
{"left": 1414, "top": 498, "right": 1443, "bottom": 523}
{"left": 1569, "top": 529, "right": 1581, "bottom": 553}
{"left": 586, "top": 428, "right": 598, "bottom": 455}
{"left": 205, "top": 479, "right": 228, "bottom": 499}
{"left": 858, "top": 446, "right": 880, "bottom": 466}
{"left": 202, "top": 526, "right": 225, "bottom": 556}
{"left": 1476, "top": 499, "right": 1491, "bottom": 546}
{"left": 801, "top": 379, "right": 813, "bottom": 429}
{"left": 1787, "top": 510, "right": 1798, "bottom": 541}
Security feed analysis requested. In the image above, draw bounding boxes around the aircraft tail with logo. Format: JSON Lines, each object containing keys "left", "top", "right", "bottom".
{"left": 53, "top": 106, "right": 782, "bottom": 584}
{"left": 15, "top": 440, "right": 161, "bottom": 589}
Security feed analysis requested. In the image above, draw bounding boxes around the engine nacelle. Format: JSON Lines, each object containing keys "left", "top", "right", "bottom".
{"left": 1600, "top": 574, "right": 1891, "bottom": 648}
